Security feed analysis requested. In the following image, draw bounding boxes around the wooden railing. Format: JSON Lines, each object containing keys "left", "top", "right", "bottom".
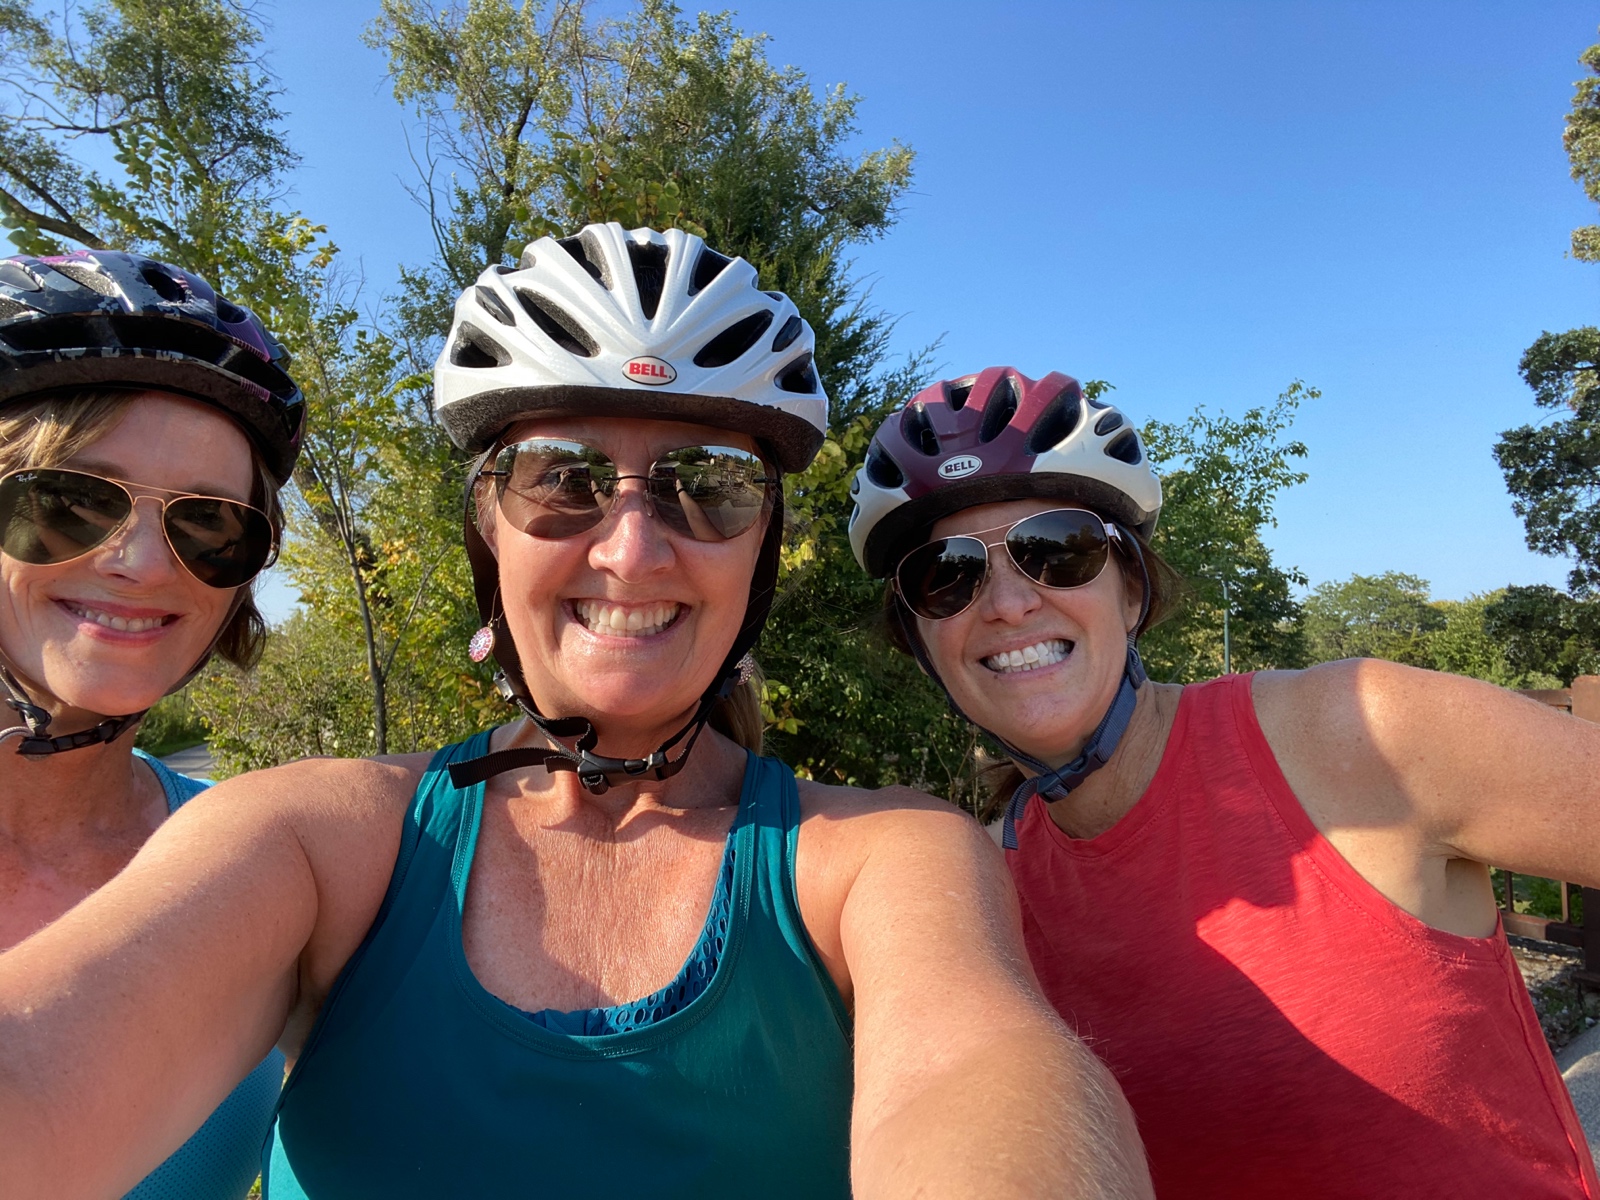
{"left": 1503, "top": 677, "right": 1600, "bottom": 988}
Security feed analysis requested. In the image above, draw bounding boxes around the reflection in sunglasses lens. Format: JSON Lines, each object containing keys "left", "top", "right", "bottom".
{"left": 0, "top": 469, "right": 273, "bottom": 588}
{"left": 1008, "top": 510, "right": 1109, "bottom": 589}
{"left": 901, "top": 538, "right": 987, "bottom": 620}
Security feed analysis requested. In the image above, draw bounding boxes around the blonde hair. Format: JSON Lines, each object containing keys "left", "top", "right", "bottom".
{"left": 0, "top": 389, "right": 282, "bottom": 671}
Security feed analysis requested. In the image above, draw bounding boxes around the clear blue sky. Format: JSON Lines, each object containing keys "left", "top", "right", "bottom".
{"left": 252, "top": 0, "right": 1600, "bottom": 616}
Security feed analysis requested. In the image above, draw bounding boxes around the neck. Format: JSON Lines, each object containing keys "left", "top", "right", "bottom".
{"left": 1024, "top": 681, "right": 1182, "bottom": 840}
{"left": 490, "top": 713, "right": 747, "bottom": 826}
{"left": 0, "top": 721, "right": 160, "bottom": 847}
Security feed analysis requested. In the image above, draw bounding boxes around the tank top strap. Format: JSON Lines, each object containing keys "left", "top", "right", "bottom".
{"left": 738, "top": 753, "right": 850, "bottom": 1031}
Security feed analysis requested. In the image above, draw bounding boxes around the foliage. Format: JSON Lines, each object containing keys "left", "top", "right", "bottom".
{"left": 1497, "top": 36, "right": 1600, "bottom": 595}
{"left": 1564, "top": 40, "right": 1600, "bottom": 263}
{"left": 283, "top": 276, "right": 489, "bottom": 755}
{"left": 1496, "top": 328, "right": 1600, "bottom": 596}
{"left": 1303, "top": 571, "right": 1442, "bottom": 665}
{"left": 1297, "top": 574, "right": 1571, "bottom": 689}
{"left": 1139, "top": 383, "right": 1314, "bottom": 680}
{"left": 0, "top": 0, "right": 331, "bottom": 322}
{"left": 133, "top": 687, "right": 208, "bottom": 758}
{"left": 1482, "top": 584, "right": 1600, "bottom": 685}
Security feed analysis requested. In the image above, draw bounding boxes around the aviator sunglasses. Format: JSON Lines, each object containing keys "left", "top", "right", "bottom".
{"left": 895, "top": 507, "right": 1127, "bottom": 621}
{"left": 481, "top": 439, "right": 775, "bottom": 543}
{"left": 0, "top": 468, "right": 277, "bottom": 589}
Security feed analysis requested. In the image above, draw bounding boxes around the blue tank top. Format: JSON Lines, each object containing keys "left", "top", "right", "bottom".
{"left": 123, "top": 752, "right": 284, "bottom": 1200}
{"left": 263, "top": 735, "right": 854, "bottom": 1198}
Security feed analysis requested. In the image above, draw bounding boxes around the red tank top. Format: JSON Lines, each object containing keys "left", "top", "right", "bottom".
{"left": 1009, "top": 673, "right": 1597, "bottom": 1199}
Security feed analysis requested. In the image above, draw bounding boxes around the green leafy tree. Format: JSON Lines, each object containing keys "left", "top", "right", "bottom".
{"left": 0, "top": 0, "right": 329, "bottom": 321}
{"left": 1303, "top": 571, "right": 1443, "bottom": 665}
{"left": 1497, "top": 34, "right": 1600, "bottom": 595}
{"left": 1482, "top": 584, "right": 1600, "bottom": 685}
{"left": 1140, "top": 382, "right": 1314, "bottom": 680}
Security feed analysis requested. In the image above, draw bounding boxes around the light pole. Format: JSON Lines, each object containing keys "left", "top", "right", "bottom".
{"left": 1199, "top": 573, "right": 1234, "bottom": 675}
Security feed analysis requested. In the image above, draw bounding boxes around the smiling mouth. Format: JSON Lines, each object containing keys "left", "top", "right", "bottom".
{"left": 572, "top": 599, "right": 684, "bottom": 638}
{"left": 61, "top": 600, "right": 176, "bottom": 634}
{"left": 984, "top": 639, "right": 1072, "bottom": 674}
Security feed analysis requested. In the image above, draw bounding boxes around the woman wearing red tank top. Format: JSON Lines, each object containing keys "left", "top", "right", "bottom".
{"left": 850, "top": 365, "right": 1600, "bottom": 1199}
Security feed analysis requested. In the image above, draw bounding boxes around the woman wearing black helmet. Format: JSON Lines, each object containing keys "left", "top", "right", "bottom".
{"left": 0, "top": 230, "right": 1151, "bottom": 1199}
{"left": 850, "top": 365, "right": 1600, "bottom": 1199}
{"left": 0, "top": 251, "right": 302, "bottom": 1198}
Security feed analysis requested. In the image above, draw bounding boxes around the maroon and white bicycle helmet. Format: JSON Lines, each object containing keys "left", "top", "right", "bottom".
{"left": 849, "top": 366, "right": 1161, "bottom": 578}
{"left": 0, "top": 250, "right": 305, "bottom": 483}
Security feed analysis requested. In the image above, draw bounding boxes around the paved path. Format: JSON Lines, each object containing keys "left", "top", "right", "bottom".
{"left": 158, "top": 742, "right": 216, "bottom": 780}
{"left": 1559, "top": 1025, "right": 1600, "bottom": 1159}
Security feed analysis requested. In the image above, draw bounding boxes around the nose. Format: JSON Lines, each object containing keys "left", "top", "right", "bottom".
{"left": 976, "top": 545, "right": 1043, "bottom": 625}
{"left": 587, "top": 478, "right": 675, "bottom": 581}
{"left": 93, "top": 496, "right": 182, "bottom": 583}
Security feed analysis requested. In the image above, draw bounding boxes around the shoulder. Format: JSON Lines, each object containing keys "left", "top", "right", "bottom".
{"left": 1252, "top": 658, "right": 1518, "bottom": 756}
{"left": 181, "top": 754, "right": 431, "bottom": 836}
{"left": 795, "top": 778, "right": 1001, "bottom": 888}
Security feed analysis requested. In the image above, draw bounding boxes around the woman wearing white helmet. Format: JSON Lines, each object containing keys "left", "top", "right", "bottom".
{"left": 0, "top": 250, "right": 300, "bottom": 1200}
{"left": 0, "top": 231, "right": 1151, "bottom": 1199}
{"left": 851, "top": 365, "right": 1600, "bottom": 1199}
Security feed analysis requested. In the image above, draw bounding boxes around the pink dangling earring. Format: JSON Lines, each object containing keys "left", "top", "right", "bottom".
{"left": 468, "top": 625, "right": 495, "bottom": 663}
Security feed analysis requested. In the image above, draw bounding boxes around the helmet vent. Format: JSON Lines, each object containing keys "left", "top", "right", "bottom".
{"left": 515, "top": 290, "right": 598, "bottom": 357}
{"left": 1025, "top": 387, "right": 1081, "bottom": 454}
{"left": 0, "top": 296, "right": 28, "bottom": 320}
{"left": 626, "top": 240, "right": 669, "bottom": 319}
{"left": 474, "top": 286, "right": 515, "bottom": 326}
{"left": 775, "top": 352, "right": 820, "bottom": 395}
{"left": 690, "top": 247, "right": 732, "bottom": 293}
{"left": 902, "top": 403, "right": 940, "bottom": 456}
{"left": 978, "top": 375, "right": 1018, "bottom": 443}
{"left": 1106, "top": 429, "right": 1142, "bottom": 465}
{"left": 49, "top": 262, "right": 116, "bottom": 296}
{"left": 695, "top": 311, "right": 774, "bottom": 368}
{"left": 139, "top": 265, "right": 186, "bottom": 303}
{"left": 518, "top": 249, "right": 537, "bottom": 269}
{"left": 450, "top": 325, "right": 510, "bottom": 370}
{"left": 215, "top": 298, "right": 248, "bottom": 324}
{"left": 557, "top": 232, "right": 610, "bottom": 288}
{"left": 491, "top": 263, "right": 516, "bottom": 275}
{"left": 0, "top": 261, "right": 40, "bottom": 291}
{"left": 946, "top": 380, "right": 974, "bottom": 410}
{"left": 1094, "top": 410, "right": 1124, "bottom": 436}
{"left": 865, "top": 445, "right": 906, "bottom": 489}
{"left": 771, "top": 314, "right": 802, "bottom": 353}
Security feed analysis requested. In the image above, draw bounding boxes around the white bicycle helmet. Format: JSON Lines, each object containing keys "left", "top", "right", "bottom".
{"left": 442, "top": 224, "right": 830, "bottom": 795}
{"left": 433, "top": 222, "right": 827, "bottom": 472}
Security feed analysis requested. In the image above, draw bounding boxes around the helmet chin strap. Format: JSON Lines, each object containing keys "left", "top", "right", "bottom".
{"left": 893, "top": 526, "right": 1154, "bottom": 851}
{"left": 0, "top": 663, "right": 142, "bottom": 757}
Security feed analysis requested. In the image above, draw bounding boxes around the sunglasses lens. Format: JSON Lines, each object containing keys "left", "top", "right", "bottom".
{"left": 0, "top": 469, "right": 132, "bottom": 565}
{"left": 649, "top": 446, "right": 770, "bottom": 541}
{"left": 163, "top": 497, "right": 275, "bottom": 588}
{"left": 1007, "top": 509, "right": 1110, "bottom": 588}
{"left": 495, "top": 441, "right": 616, "bottom": 539}
{"left": 898, "top": 537, "right": 988, "bottom": 620}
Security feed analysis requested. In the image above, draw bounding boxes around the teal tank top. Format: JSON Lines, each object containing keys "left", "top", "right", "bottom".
{"left": 263, "top": 734, "right": 854, "bottom": 1198}
{"left": 125, "top": 752, "right": 283, "bottom": 1200}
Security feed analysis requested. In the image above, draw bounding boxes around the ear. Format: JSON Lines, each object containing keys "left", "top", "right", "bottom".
{"left": 1120, "top": 559, "right": 1144, "bottom": 637}
{"left": 473, "top": 477, "right": 502, "bottom": 559}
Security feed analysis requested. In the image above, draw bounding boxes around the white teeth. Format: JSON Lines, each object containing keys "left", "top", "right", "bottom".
{"left": 984, "top": 639, "right": 1071, "bottom": 674}
{"left": 67, "top": 603, "right": 166, "bottom": 633}
{"left": 573, "top": 600, "right": 682, "bottom": 638}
